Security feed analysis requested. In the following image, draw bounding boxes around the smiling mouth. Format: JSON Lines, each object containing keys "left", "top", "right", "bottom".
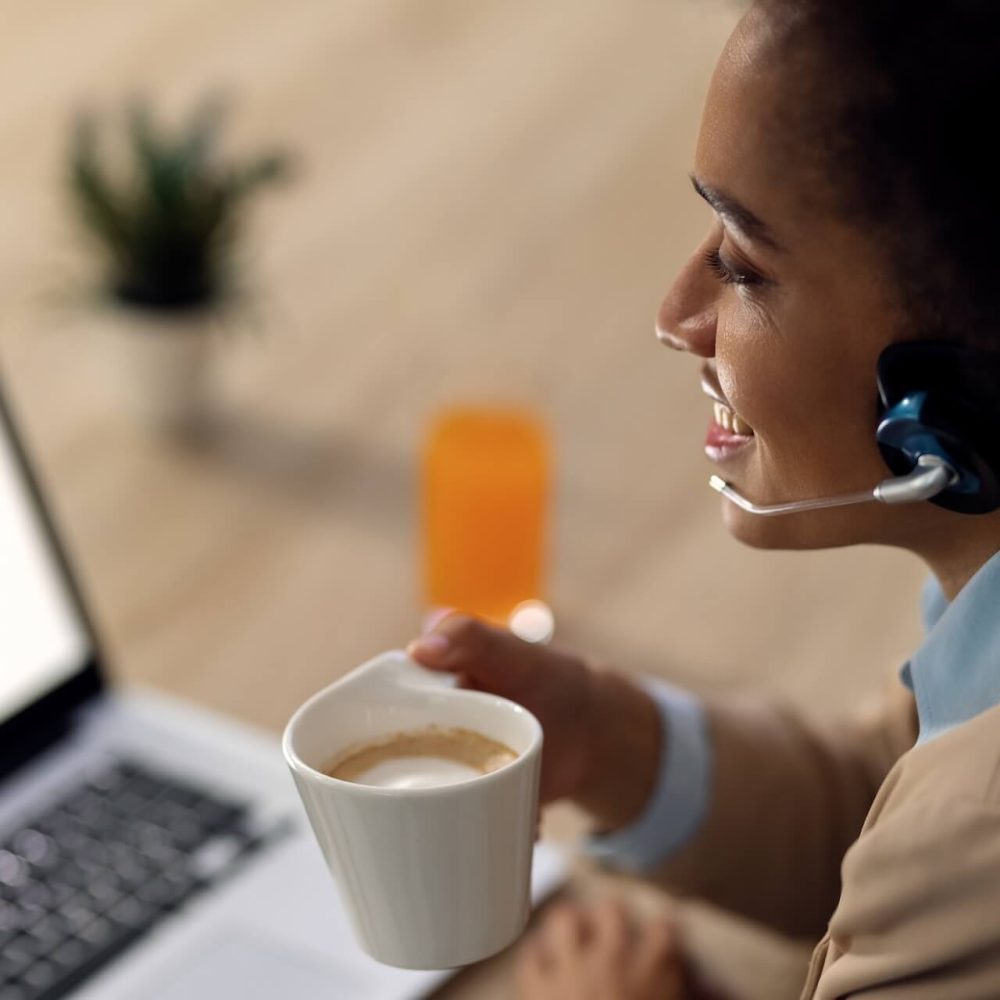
{"left": 700, "top": 366, "right": 755, "bottom": 437}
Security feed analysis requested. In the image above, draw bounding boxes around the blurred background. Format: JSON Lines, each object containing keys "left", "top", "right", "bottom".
{"left": 0, "top": 1, "right": 928, "bottom": 996}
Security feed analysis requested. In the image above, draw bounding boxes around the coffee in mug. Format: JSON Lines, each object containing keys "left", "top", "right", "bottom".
{"left": 325, "top": 726, "right": 517, "bottom": 789}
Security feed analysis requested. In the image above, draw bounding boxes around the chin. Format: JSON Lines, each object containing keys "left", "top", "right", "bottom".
{"left": 721, "top": 499, "right": 804, "bottom": 549}
{"left": 719, "top": 495, "right": 881, "bottom": 551}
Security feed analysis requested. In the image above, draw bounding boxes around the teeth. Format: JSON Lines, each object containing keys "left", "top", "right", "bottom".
{"left": 713, "top": 402, "right": 730, "bottom": 431}
{"left": 713, "top": 400, "right": 753, "bottom": 436}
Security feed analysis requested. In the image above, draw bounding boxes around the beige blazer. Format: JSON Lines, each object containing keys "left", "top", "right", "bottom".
{"left": 650, "top": 679, "right": 1000, "bottom": 998}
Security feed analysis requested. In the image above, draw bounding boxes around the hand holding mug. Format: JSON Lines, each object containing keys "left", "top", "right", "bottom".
{"left": 407, "top": 614, "right": 664, "bottom": 832}
{"left": 408, "top": 614, "right": 598, "bottom": 805}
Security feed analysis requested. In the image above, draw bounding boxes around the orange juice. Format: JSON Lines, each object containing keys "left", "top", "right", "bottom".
{"left": 422, "top": 407, "right": 549, "bottom": 625}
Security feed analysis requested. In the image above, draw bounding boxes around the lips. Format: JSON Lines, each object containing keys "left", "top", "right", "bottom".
{"left": 704, "top": 418, "right": 755, "bottom": 462}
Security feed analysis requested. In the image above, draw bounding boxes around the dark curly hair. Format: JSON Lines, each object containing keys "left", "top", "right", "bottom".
{"left": 761, "top": 0, "right": 999, "bottom": 349}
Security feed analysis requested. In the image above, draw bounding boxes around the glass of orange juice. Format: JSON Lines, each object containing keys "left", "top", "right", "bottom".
{"left": 421, "top": 406, "right": 551, "bottom": 638}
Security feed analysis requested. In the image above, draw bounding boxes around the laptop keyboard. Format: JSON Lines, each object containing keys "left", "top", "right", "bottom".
{"left": 0, "top": 760, "right": 275, "bottom": 1000}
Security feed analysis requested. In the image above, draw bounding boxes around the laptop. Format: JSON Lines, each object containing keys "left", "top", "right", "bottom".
{"left": 0, "top": 380, "right": 567, "bottom": 1000}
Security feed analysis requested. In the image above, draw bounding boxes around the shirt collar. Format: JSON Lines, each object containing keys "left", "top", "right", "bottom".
{"left": 903, "top": 548, "right": 1000, "bottom": 745}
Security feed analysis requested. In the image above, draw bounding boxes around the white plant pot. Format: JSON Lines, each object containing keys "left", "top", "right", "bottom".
{"left": 101, "top": 306, "right": 216, "bottom": 435}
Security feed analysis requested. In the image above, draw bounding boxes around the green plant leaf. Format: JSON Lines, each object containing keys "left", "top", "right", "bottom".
{"left": 66, "top": 96, "right": 292, "bottom": 309}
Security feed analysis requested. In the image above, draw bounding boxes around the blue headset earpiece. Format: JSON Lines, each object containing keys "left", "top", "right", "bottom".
{"left": 876, "top": 341, "right": 1000, "bottom": 514}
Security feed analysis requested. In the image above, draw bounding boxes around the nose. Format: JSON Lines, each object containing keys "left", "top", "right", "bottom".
{"left": 655, "top": 237, "right": 719, "bottom": 358}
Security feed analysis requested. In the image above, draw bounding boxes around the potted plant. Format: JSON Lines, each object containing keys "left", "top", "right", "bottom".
{"left": 67, "top": 96, "right": 291, "bottom": 434}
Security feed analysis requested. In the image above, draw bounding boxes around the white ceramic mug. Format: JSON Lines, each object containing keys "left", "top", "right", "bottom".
{"left": 282, "top": 650, "right": 544, "bottom": 970}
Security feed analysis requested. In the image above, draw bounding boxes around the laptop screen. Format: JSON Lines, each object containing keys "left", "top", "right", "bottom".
{"left": 0, "top": 415, "right": 89, "bottom": 726}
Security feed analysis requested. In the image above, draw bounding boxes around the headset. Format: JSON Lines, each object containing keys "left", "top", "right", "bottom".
{"left": 709, "top": 341, "right": 1000, "bottom": 516}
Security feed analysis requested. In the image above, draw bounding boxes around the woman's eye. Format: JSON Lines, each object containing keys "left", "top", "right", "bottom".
{"left": 702, "top": 247, "right": 765, "bottom": 288}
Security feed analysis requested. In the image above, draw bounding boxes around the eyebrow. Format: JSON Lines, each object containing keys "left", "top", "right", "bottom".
{"left": 689, "top": 174, "right": 786, "bottom": 253}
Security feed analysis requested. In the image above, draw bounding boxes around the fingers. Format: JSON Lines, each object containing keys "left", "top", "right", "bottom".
{"left": 633, "top": 917, "right": 684, "bottom": 999}
{"left": 589, "top": 898, "right": 631, "bottom": 963}
{"left": 406, "top": 613, "right": 536, "bottom": 692}
{"left": 517, "top": 903, "right": 589, "bottom": 999}
{"left": 525, "top": 902, "right": 589, "bottom": 975}
{"left": 546, "top": 903, "right": 589, "bottom": 958}
{"left": 515, "top": 931, "right": 552, "bottom": 999}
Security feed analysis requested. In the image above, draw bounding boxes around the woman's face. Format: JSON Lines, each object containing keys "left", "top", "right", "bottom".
{"left": 657, "top": 4, "right": 955, "bottom": 552}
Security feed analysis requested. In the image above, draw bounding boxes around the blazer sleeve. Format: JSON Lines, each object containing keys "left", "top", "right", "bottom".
{"left": 645, "top": 676, "right": 917, "bottom": 940}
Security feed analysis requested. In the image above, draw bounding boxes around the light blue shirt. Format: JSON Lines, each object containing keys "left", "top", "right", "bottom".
{"left": 587, "top": 548, "right": 1000, "bottom": 873}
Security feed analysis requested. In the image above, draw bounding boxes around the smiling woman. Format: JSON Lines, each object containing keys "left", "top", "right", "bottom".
{"left": 407, "top": 3, "right": 1000, "bottom": 1000}
{"left": 657, "top": 2, "right": 1000, "bottom": 598}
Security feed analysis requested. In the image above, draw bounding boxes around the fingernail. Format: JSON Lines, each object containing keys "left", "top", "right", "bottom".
{"left": 421, "top": 607, "right": 456, "bottom": 636}
{"left": 408, "top": 633, "right": 450, "bottom": 659}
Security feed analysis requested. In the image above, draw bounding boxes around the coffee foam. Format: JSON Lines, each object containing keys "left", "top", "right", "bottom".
{"left": 325, "top": 725, "right": 517, "bottom": 789}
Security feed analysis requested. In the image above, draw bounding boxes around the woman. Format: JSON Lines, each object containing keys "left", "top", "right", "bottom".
{"left": 409, "top": 1, "right": 1000, "bottom": 997}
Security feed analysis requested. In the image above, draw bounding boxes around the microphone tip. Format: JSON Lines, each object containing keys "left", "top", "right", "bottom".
{"left": 709, "top": 475, "right": 728, "bottom": 494}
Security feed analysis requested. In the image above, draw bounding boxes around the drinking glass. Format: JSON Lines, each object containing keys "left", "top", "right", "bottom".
{"left": 421, "top": 406, "right": 550, "bottom": 635}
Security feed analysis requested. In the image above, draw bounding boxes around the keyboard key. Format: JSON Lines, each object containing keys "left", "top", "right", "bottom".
{"left": 106, "top": 896, "right": 157, "bottom": 930}
{"left": 51, "top": 937, "right": 89, "bottom": 970}
{"left": 25, "top": 912, "right": 66, "bottom": 951}
{"left": 37, "top": 819, "right": 87, "bottom": 856}
{"left": 127, "top": 820, "right": 172, "bottom": 852}
{"left": 49, "top": 862, "right": 88, "bottom": 891}
{"left": 59, "top": 895, "right": 102, "bottom": 932}
{"left": 22, "top": 959, "right": 60, "bottom": 992}
{"left": 161, "top": 815, "right": 204, "bottom": 849}
{"left": 9, "top": 830, "right": 56, "bottom": 869}
{"left": 48, "top": 882, "right": 76, "bottom": 909}
{"left": 0, "top": 936, "right": 35, "bottom": 978}
{"left": 157, "top": 783, "right": 208, "bottom": 810}
{"left": 77, "top": 916, "right": 115, "bottom": 949}
{"left": 0, "top": 900, "right": 19, "bottom": 933}
{"left": 141, "top": 842, "right": 182, "bottom": 869}
{"left": 120, "top": 772, "right": 166, "bottom": 800}
{"left": 75, "top": 837, "right": 111, "bottom": 868}
{"left": 109, "top": 855, "right": 149, "bottom": 889}
{"left": 17, "top": 879, "right": 53, "bottom": 912}
{"left": 83, "top": 875, "right": 123, "bottom": 909}
{"left": 0, "top": 852, "right": 28, "bottom": 890}
{"left": 134, "top": 868, "right": 198, "bottom": 910}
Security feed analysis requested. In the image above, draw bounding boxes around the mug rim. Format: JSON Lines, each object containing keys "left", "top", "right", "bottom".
{"left": 282, "top": 673, "right": 544, "bottom": 799}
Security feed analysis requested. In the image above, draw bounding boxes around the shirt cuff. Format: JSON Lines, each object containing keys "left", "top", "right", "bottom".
{"left": 583, "top": 678, "right": 712, "bottom": 873}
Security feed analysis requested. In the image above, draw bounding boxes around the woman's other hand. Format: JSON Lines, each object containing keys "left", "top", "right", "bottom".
{"left": 516, "top": 900, "right": 734, "bottom": 1000}
{"left": 515, "top": 899, "right": 684, "bottom": 1000}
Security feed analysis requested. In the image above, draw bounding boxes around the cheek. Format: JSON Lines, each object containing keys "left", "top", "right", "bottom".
{"left": 716, "top": 300, "right": 883, "bottom": 469}
{"left": 713, "top": 305, "right": 814, "bottom": 434}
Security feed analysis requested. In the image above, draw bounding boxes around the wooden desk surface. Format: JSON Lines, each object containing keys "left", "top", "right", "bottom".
{"left": 1, "top": 3, "right": 926, "bottom": 997}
